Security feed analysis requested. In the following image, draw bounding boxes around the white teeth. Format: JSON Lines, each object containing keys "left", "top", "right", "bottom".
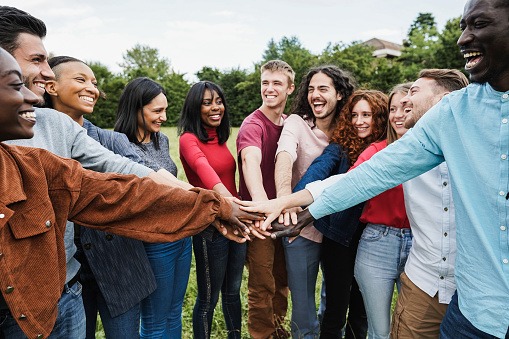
{"left": 463, "top": 52, "right": 482, "bottom": 59}
{"left": 404, "top": 107, "right": 412, "bottom": 113}
{"left": 20, "top": 111, "right": 36, "bottom": 119}
{"left": 35, "top": 82, "right": 45, "bottom": 89}
{"left": 266, "top": 95, "right": 276, "bottom": 99}
{"left": 80, "top": 96, "right": 94, "bottom": 102}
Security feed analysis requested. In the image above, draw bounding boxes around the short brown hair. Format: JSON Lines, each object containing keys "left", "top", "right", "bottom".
{"left": 261, "top": 60, "right": 295, "bottom": 86}
{"left": 418, "top": 69, "right": 469, "bottom": 93}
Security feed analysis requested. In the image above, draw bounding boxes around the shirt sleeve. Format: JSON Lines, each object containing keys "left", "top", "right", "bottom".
{"left": 308, "top": 127, "right": 444, "bottom": 220}
{"left": 68, "top": 168, "right": 232, "bottom": 242}
{"left": 179, "top": 133, "right": 222, "bottom": 190}
{"left": 69, "top": 119, "right": 151, "bottom": 177}
{"left": 276, "top": 115, "right": 300, "bottom": 162}
{"left": 237, "top": 122, "right": 264, "bottom": 156}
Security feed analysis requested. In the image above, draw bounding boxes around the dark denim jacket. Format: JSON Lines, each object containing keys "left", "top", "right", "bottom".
{"left": 76, "top": 119, "right": 156, "bottom": 317}
{"left": 294, "top": 142, "right": 364, "bottom": 246}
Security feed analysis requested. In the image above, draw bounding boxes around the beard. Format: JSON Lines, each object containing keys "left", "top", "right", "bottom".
{"left": 23, "top": 75, "right": 45, "bottom": 107}
{"left": 403, "top": 98, "right": 436, "bottom": 129}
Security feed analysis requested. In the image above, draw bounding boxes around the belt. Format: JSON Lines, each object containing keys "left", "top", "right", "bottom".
{"left": 63, "top": 270, "right": 80, "bottom": 292}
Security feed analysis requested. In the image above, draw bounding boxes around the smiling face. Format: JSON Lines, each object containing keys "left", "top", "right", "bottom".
{"left": 11, "top": 33, "right": 55, "bottom": 104}
{"left": 389, "top": 92, "right": 409, "bottom": 139}
{"left": 351, "top": 100, "right": 373, "bottom": 139}
{"left": 45, "top": 61, "right": 99, "bottom": 124}
{"left": 307, "top": 72, "right": 342, "bottom": 123}
{"left": 0, "top": 50, "right": 39, "bottom": 141}
{"left": 260, "top": 70, "right": 295, "bottom": 111}
{"left": 458, "top": 0, "right": 509, "bottom": 91}
{"left": 137, "top": 92, "right": 167, "bottom": 142}
{"left": 402, "top": 78, "right": 442, "bottom": 129}
{"left": 200, "top": 89, "right": 224, "bottom": 129}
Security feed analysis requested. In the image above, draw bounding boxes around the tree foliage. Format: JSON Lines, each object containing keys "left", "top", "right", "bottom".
{"left": 86, "top": 12, "right": 465, "bottom": 128}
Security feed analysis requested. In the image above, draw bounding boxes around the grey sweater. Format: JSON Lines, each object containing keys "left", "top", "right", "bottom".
{"left": 5, "top": 108, "right": 152, "bottom": 283}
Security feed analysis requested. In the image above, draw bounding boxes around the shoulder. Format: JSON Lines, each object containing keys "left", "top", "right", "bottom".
{"left": 179, "top": 132, "right": 199, "bottom": 143}
{"left": 34, "top": 108, "right": 78, "bottom": 127}
{"left": 284, "top": 114, "right": 309, "bottom": 128}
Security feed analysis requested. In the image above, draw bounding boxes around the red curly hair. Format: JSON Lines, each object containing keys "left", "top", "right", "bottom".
{"left": 330, "top": 90, "right": 388, "bottom": 165}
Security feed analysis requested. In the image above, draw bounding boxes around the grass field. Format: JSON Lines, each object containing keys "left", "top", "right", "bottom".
{"left": 94, "top": 126, "right": 397, "bottom": 338}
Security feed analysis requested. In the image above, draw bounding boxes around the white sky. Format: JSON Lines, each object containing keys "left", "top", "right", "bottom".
{"left": 12, "top": 0, "right": 467, "bottom": 81}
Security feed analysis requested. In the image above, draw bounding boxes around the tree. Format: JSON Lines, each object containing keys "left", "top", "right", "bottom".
{"left": 434, "top": 16, "right": 466, "bottom": 72}
{"left": 399, "top": 13, "right": 440, "bottom": 80}
{"left": 119, "top": 44, "right": 172, "bottom": 81}
{"left": 87, "top": 62, "right": 126, "bottom": 128}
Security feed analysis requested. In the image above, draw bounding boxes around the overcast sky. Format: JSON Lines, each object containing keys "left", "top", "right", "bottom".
{"left": 12, "top": 0, "right": 467, "bottom": 81}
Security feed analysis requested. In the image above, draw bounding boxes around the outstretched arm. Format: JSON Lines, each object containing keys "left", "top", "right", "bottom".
{"left": 236, "top": 189, "right": 314, "bottom": 230}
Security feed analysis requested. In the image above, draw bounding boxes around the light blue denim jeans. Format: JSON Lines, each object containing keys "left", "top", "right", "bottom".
{"left": 0, "top": 281, "right": 86, "bottom": 339}
{"left": 354, "top": 223, "right": 412, "bottom": 339}
{"left": 140, "top": 238, "right": 192, "bottom": 339}
{"left": 283, "top": 236, "right": 322, "bottom": 339}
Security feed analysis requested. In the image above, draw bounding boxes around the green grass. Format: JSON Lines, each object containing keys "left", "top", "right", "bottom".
{"left": 94, "top": 127, "right": 398, "bottom": 338}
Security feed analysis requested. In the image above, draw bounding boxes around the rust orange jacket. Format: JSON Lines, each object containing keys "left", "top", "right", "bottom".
{"left": 0, "top": 144, "right": 231, "bottom": 339}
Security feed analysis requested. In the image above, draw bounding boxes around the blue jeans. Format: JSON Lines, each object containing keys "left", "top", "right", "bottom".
{"left": 0, "top": 281, "right": 86, "bottom": 339}
{"left": 140, "top": 239, "right": 192, "bottom": 339}
{"left": 440, "top": 291, "right": 509, "bottom": 339}
{"left": 81, "top": 270, "right": 140, "bottom": 339}
{"left": 192, "top": 234, "right": 246, "bottom": 339}
{"left": 354, "top": 224, "right": 412, "bottom": 339}
{"left": 283, "top": 236, "right": 321, "bottom": 339}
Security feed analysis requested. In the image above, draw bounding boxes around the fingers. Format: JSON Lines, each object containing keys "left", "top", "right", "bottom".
{"left": 290, "top": 210, "right": 298, "bottom": 225}
{"left": 284, "top": 211, "right": 290, "bottom": 226}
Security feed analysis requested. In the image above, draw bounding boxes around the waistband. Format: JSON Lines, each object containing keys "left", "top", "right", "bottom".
{"left": 366, "top": 223, "right": 412, "bottom": 237}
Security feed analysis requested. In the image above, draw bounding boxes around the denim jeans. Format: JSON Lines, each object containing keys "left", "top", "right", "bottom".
{"left": 0, "top": 281, "right": 86, "bottom": 339}
{"left": 440, "top": 291, "right": 509, "bottom": 339}
{"left": 140, "top": 238, "right": 192, "bottom": 339}
{"left": 81, "top": 268, "right": 140, "bottom": 339}
{"left": 283, "top": 236, "right": 321, "bottom": 339}
{"left": 192, "top": 234, "right": 246, "bottom": 339}
{"left": 354, "top": 224, "right": 412, "bottom": 339}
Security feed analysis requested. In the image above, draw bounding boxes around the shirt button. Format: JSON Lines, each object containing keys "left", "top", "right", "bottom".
{"left": 443, "top": 182, "right": 448, "bottom": 186}
{"left": 444, "top": 232, "right": 448, "bottom": 237}
{"left": 502, "top": 226, "right": 507, "bottom": 231}
{"left": 444, "top": 207, "right": 449, "bottom": 212}
{"left": 0, "top": 214, "right": 4, "bottom": 219}
{"left": 504, "top": 259, "right": 509, "bottom": 264}
{"left": 502, "top": 155, "right": 507, "bottom": 160}
{"left": 440, "top": 276, "right": 444, "bottom": 280}
{"left": 504, "top": 119, "right": 508, "bottom": 124}
{"left": 503, "top": 94, "right": 509, "bottom": 99}
{"left": 45, "top": 220, "right": 51, "bottom": 228}
{"left": 5, "top": 286, "right": 14, "bottom": 294}
{"left": 443, "top": 257, "right": 447, "bottom": 261}
{"left": 84, "top": 243, "right": 92, "bottom": 250}
{"left": 500, "top": 191, "right": 506, "bottom": 196}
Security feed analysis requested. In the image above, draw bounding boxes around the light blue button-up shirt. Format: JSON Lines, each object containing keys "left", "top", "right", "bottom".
{"left": 308, "top": 83, "right": 509, "bottom": 337}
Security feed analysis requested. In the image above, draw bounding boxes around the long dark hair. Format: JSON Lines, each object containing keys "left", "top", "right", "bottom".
{"left": 289, "top": 65, "right": 355, "bottom": 128}
{"left": 114, "top": 77, "right": 166, "bottom": 150}
{"left": 177, "top": 81, "right": 230, "bottom": 144}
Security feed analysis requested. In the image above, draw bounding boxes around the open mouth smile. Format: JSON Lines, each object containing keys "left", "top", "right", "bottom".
{"left": 464, "top": 51, "right": 483, "bottom": 69}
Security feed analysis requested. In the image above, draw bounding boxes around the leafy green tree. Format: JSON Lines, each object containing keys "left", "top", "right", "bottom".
{"left": 87, "top": 62, "right": 126, "bottom": 128}
{"left": 119, "top": 44, "right": 190, "bottom": 126}
{"left": 399, "top": 13, "right": 440, "bottom": 80}
{"left": 120, "top": 44, "right": 172, "bottom": 81}
{"left": 434, "top": 16, "right": 466, "bottom": 72}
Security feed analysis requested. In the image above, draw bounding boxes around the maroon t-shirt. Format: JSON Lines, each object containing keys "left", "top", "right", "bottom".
{"left": 236, "top": 109, "right": 285, "bottom": 201}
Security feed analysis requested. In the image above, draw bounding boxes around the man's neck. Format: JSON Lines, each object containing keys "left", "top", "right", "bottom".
{"left": 314, "top": 114, "right": 334, "bottom": 138}
{"left": 259, "top": 104, "right": 286, "bottom": 125}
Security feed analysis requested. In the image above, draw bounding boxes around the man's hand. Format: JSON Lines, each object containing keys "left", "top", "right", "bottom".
{"left": 225, "top": 200, "right": 266, "bottom": 238}
{"left": 211, "top": 220, "right": 248, "bottom": 243}
{"left": 278, "top": 206, "right": 302, "bottom": 226}
{"left": 234, "top": 198, "right": 287, "bottom": 231}
{"left": 269, "top": 209, "right": 315, "bottom": 239}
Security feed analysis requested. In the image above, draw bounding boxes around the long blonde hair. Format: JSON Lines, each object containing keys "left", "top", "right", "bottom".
{"left": 386, "top": 83, "right": 412, "bottom": 145}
